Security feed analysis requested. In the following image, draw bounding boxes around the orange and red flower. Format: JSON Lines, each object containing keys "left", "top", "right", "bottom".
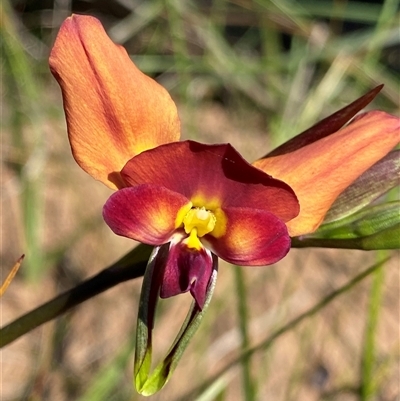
{"left": 103, "top": 140, "right": 299, "bottom": 307}
{"left": 50, "top": 14, "right": 399, "bottom": 308}
{"left": 50, "top": 14, "right": 399, "bottom": 394}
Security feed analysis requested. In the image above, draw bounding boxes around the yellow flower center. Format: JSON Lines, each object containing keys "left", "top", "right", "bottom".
{"left": 183, "top": 207, "right": 216, "bottom": 236}
{"left": 183, "top": 207, "right": 216, "bottom": 250}
{"left": 175, "top": 200, "right": 227, "bottom": 251}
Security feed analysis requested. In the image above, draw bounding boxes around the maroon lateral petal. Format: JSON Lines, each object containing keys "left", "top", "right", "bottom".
{"left": 160, "top": 241, "right": 217, "bottom": 309}
{"left": 121, "top": 141, "right": 299, "bottom": 222}
{"left": 205, "top": 206, "right": 291, "bottom": 265}
{"left": 102, "top": 184, "right": 190, "bottom": 245}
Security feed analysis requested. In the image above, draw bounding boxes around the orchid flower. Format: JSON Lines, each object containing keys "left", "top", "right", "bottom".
{"left": 50, "top": 15, "right": 399, "bottom": 395}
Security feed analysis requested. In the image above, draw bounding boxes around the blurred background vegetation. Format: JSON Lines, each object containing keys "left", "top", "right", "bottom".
{"left": 1, "top": 0, "right": 399, "bottom": 400}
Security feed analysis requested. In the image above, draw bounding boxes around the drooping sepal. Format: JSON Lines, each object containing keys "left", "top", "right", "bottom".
{"left": 134, "top": 245, "right": 218, "bottom": 396}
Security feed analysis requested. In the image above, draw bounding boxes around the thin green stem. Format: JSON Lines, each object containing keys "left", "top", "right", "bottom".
{"left": 0, "top": 245, "right": 152, "bottom": 347}
{"left": 291, "top": 228, "right": 400, "bottom": 250}
{"left": 234, "top": 266, "right": 256, "bottom": 401}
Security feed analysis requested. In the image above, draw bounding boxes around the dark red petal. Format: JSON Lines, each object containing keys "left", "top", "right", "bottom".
{"left": 121, "top": 141, "right": 299, "bottom": 222}
{"left": 266, "top": 85, "right": 384, "bottom": 157}
{"left": 103, "top": 184, "right": 191, "bottom": 245}
{"left": 160, "top": 241, "right": 217, "bottom": 309}
{"left": 205, "top": 207, "right": 291, "bottom": 265}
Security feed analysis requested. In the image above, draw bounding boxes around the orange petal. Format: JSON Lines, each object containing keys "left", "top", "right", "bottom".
{"left": 253, "top": 111, "right": 400, "bottom": 237}
{"left": 49, "top": 15, "right": 180, "bottom": 189}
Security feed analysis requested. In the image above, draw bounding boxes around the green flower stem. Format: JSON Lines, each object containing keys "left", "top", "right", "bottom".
{"left": 292, "top": 237, "right": 365, "bottom": 248}
{"left": 234, "top": 266, "right": 256, "bottom": 401}
{"left": 291, "top": 225, "right": 400, "bottom": 250}
{"left": 0, "top": 244, "right": 152, "bottom": 348}
{"left": 178, "top": 257, "right": 391, "bottom": 400}
{"left": 360, "top": 252, "right": 386, "bottom": 400}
